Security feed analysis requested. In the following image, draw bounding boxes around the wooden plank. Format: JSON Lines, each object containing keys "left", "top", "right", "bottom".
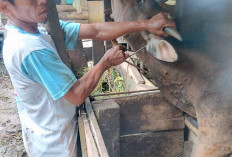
{"left": 58, "top": 11, "right": 88, "bottom": 20}
{"left": 78, "top": 111, "right": 88, "bottom": 157}
{"left": 136, "top": 84, "right": 158, "bottom": 90}
{"left": 66, "top": 19, "right": 88, "bottom": 24}
{"left": 120, "top": 58, "right": 145, "bottom": 84}
{"left": 88, "top": 1, "right": 104, "bottom": 23}
{"left": 60, "top": 0, "right": 66, "bottom": 5}
{"left": 116, "top": 62, "right": 157, "bottom": 91}
{"left": 138, "top": 116, "right": 184, "bottom": 134}
{"left": 73, "top": 0, "right": 88, "bottom": 13}
{"left": 120, "top": 130, "right": 184, "bottom": 157}
{"left": 92, "top": 99, "right": 120, "bottom": 157}
{"left": 72, "top": 0, "right": 82, "bottom": 13}
{"left": 80, "top": 0, "right": 88, "bottom": 11}
{"left": 116, "top": 63, "right": 139, "bottom": 91}
{"left": 112, "top": 92, "right": 184, "bottom": 135}
{"left": 56, "top": 5, "right": 77, "bottom": 12}
{"left": 85, "top": 98, "right": 109, "bottom": 157}
{"left": 83, "top": 114, "right": 99, "bottom": 156}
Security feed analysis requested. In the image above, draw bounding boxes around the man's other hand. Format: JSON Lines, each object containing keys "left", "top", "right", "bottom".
{"left": 101, "top": 45, "right": 129, "bottom": 69}
{"left": 147, "top": 12, "right": 176, "bottom": 37}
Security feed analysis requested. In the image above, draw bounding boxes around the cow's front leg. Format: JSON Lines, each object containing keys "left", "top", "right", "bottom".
{"left": 191, "top": 98, "right": 232, "bottom": 157}
{"left": 191, "top": 136, "right": 231, "bottom": 157}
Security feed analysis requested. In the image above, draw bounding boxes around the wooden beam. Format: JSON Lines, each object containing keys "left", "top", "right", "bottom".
{"left": 58, "top": 11, "right": 89, "bottom": 20}
{"left": 73, "top": 0, "right": 88, "bottom": 13}
{"left": 120, "top": 58, "right": 145, "bottom": 84}
{"left": 120, "top": 130, "right": 184, "bottom": 157}
{"left": 87, "top": 1, "right": 105, "bottom": 64}
{"left": 112, "top": 92, "right": 184, "bottom": 135}
{"left": 64, "top": 19, "right": 88, "bottom": 24}
{"left": 56, "top": 5, "right": 77, "bottom": 12}
{"left": 88, "top": 1, "right": 104, "bottom": 23}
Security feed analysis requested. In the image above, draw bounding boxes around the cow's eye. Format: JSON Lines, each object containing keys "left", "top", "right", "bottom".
{"left": 137, "top": 0, "right": 144, "bottom": 6}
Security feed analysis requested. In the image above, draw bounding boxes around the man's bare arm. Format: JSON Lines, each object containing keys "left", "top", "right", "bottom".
{"left": 63, "top": 46, "right": 128, "bottom": 106}
{"left": 78, "top": 13, "right": 175, "bottom": 40}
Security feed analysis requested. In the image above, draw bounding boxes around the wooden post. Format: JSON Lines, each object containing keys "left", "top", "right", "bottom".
{"left": 67, "top": 40, "right": 88, "bottom": 73}
{"left": 92, "top": 99, "right": 120, "bottom": 157}
{"left": 92, "top": 41, "right": 105, "bottom": 64}
{"left": 88, "top": 1, "right": 105, "bottom": 64}
{"left": 104, "top": 0, "right": 113, "bottom": 51}
{"left": 45, "top": 0, "right": 71, "bottom": 68}
{"left": 85, "top": 98, "right": 109, "bottom": 157}
{"left": 104, "top": 0, "right": 113, "bottom": 22}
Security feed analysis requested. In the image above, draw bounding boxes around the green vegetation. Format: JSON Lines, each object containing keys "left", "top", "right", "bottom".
{"left": 76, "top": 66, "right": 127, "bottom": 99}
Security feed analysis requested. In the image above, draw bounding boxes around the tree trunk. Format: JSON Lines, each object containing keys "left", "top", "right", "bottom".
{"left": 45, "top": 0, "right": 71, "bottom": 68}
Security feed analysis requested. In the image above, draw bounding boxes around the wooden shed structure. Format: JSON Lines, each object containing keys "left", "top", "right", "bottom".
{"left": 48, "top": 0, "right": 200, "bottom": 157}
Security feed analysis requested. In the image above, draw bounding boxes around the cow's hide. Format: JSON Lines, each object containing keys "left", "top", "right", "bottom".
{"left": 111, "top": 0, "right": 232, "bottom": 156}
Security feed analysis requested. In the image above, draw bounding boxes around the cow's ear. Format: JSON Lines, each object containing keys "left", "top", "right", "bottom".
{"left": 0, "top": 0, "right": 12, "bottom": 16}
{"left": 145, "top": 34, "right": 178, "bottom": 62}
{"left": 156, "top": 0, "right": 175, "bottom": 13}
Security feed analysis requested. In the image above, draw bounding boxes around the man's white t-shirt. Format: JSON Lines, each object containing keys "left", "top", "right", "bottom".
{"left": 3, "top": 21, "right": 81, "bottom": 157}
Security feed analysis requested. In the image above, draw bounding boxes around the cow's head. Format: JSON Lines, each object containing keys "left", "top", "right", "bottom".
{"left": 111, "top": 0, "right": 178, "bottom": 62}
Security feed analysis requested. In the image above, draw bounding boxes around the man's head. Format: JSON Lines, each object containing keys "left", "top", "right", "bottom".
{"left": 0, "top": 0, "right": 48, "bottom": 24}
{"left": 8, "top": 0, "right": 14, "bottom": 5}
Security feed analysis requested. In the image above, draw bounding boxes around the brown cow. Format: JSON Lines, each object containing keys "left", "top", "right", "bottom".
{"left": 111, "top": 0, "right": 232, "bottom": 156}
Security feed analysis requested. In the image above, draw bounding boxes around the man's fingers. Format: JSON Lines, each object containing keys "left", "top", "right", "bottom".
{"left": 161, "top": 32, "right": 169, "bottom": 37}
{"left": 125, "top": 52, "right": 130, "bottom": 59}
{"left": 164, "top": 20, "right": 176, "bottom": 29}
{"left": 118, "top": 50, "right": 123, "bottom": 54}
{"left": 113, "top": 45, "right": 120, "bottom": 51}
{"left": 113, "top": 45, "right": 127, "bottom": 52}
{"left": 162, "top": 13, "right": 170, "bottom": 17}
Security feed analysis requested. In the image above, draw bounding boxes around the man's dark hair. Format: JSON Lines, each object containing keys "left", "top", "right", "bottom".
{"left": 8, "top": 0, "right": 14, "bottom": 4}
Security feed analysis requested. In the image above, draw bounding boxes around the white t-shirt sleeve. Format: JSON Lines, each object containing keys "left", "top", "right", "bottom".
{"left": 21, "top": 48, "right": 77, "bottom": 100}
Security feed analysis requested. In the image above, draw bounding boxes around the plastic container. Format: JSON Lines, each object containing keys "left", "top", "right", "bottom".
{"left": 64, "top": 0, "right": 74, "bottom": 5}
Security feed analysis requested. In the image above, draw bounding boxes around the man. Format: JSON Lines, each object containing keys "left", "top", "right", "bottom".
{"left": 0, "top": 0, "right": 175, "bottom": 156}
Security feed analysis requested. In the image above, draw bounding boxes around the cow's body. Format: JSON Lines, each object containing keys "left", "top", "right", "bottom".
{"left": 111, "top": 0, "right": 232, "bottom": 156}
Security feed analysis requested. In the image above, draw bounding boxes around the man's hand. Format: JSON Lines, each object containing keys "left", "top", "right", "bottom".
{"left": 146, "top": 12, "right": 176, "bottom": 37}
{"left": 101, "top": 45, "right": 129, "bottom": 69}
{"left": 64, "top": 45, "right": 129, "bottom": 106}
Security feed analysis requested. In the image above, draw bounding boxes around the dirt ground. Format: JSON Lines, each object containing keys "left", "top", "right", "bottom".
{"left": 0, "top": 61, "right": 27, "bottom": 157}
